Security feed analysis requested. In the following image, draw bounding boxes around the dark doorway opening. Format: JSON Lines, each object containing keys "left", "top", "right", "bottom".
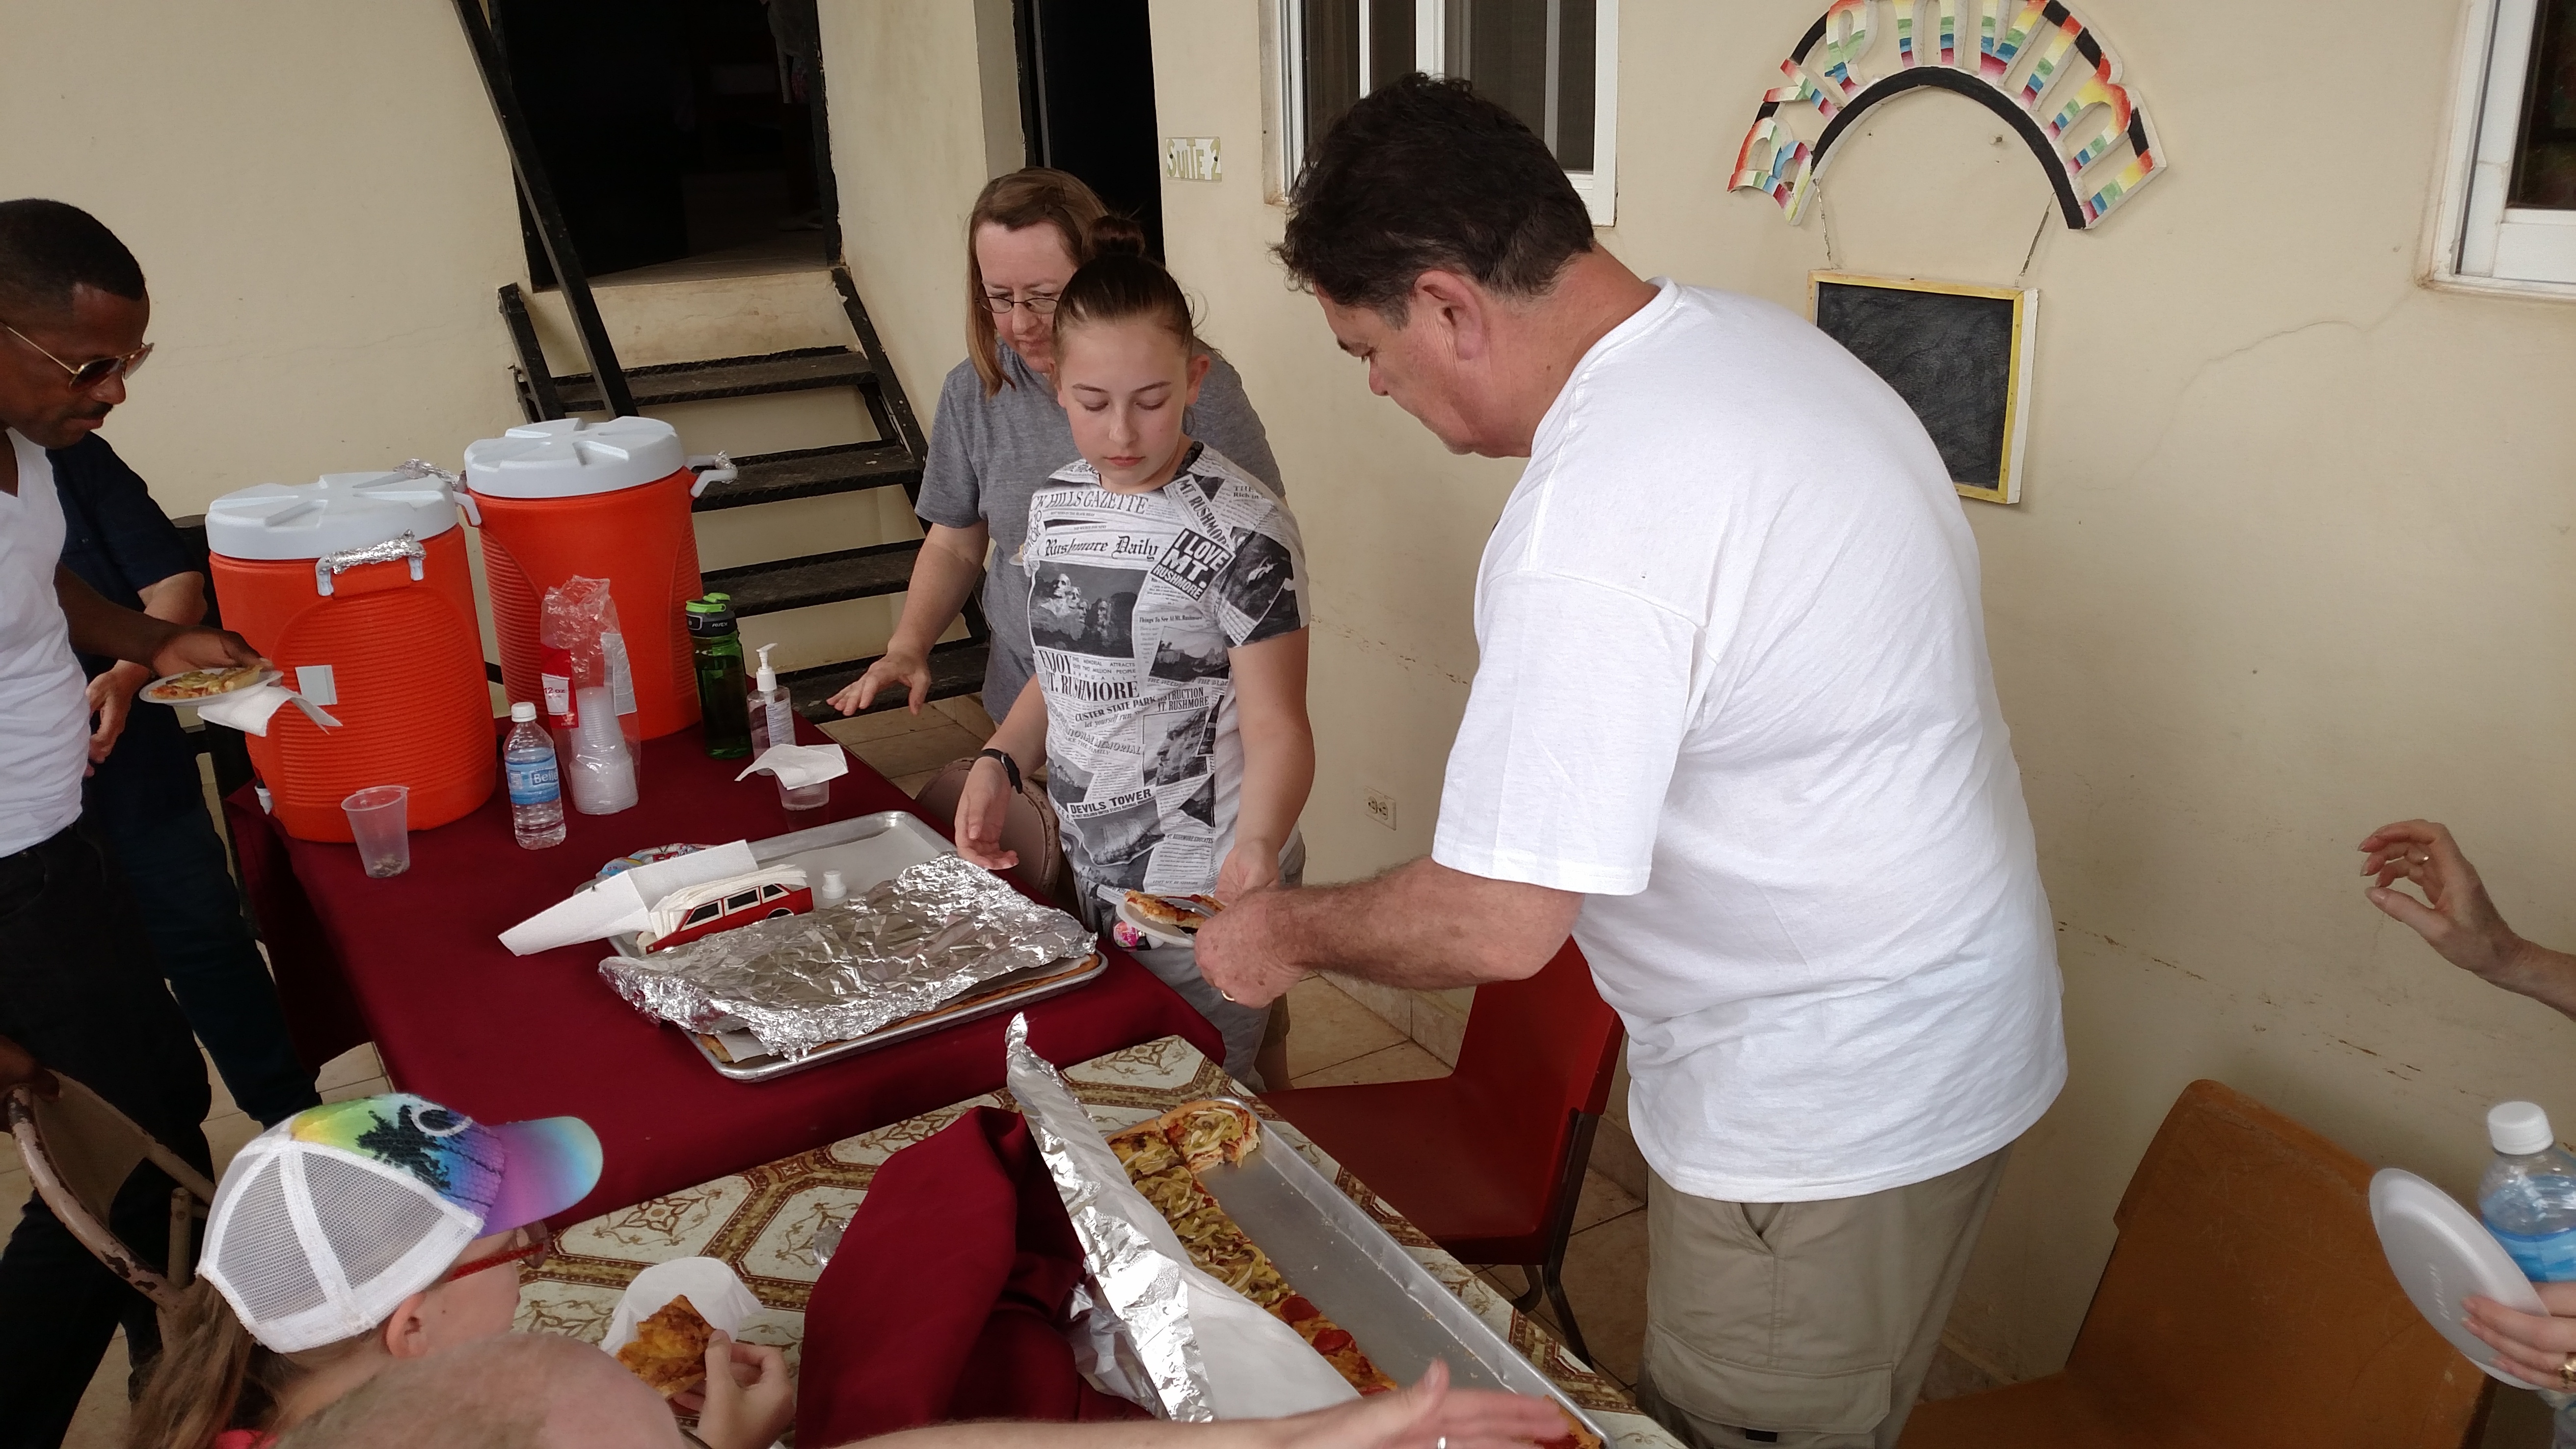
{"left": 1015, "top": 0, "right": 1164, "bottom": 257}
{"left": 497, "top": 0, "right": 835, "bottom": 284}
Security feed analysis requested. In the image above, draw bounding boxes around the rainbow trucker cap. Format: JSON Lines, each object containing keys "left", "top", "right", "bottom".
{"left": 199, "top": 1094, "right": 601, "bottom": 1351}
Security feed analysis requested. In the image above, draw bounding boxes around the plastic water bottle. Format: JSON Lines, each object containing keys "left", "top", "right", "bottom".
{"left": 2479, "top": 1101, "right": 2576, "bottom": 1442}
{"left": 503, "top": 701, "right": 566, "bottom": 849}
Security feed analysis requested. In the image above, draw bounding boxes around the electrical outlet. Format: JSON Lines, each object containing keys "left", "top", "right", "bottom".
{"left": 1163, "top": 136, "right": 1222, "bottom": 182}
{"left": 1363, "top": 789, "right": 1398, "bottom": 831}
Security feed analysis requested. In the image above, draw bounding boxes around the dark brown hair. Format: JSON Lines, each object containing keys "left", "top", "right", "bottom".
{"left": 1276, "top": 74, "right": 1594, "bottom": 320}
{"left": 1051, "top": 215, "right": 1196, "bottom": 360}
{"left": 964, "top": 168, "right": 1107, "bottom": 394}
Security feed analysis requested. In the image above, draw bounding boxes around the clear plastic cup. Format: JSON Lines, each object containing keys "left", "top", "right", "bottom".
{"left": 342, "top": 785, "right": 411, "bottom": 879}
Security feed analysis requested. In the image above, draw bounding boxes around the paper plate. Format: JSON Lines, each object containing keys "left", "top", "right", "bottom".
{"left": 138, "top": 666, "right": 280, "bottom": 706}
{"left": 2370, "top": 1167, "right": 2550, "bottom": 1385}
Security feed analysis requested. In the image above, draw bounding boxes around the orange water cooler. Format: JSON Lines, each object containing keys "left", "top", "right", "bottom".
{"left": 462, "top": 416, "right": 714, "bottom": 740}
{"left": 205, "top": 470, "right": 495, "bottom": 842}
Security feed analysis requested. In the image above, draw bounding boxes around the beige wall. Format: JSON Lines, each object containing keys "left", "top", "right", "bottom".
{"left": 0, "top": 2, "right": 527, "bottom": 519}
{"left": 1137, "top": 0, "right": 2576, "bottom": 1379}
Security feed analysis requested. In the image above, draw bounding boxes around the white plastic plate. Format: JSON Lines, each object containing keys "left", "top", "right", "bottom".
{"left": 1113, "top": 893, "right": 1216, "bottom": 949}
{"left": 2370, "top": 1167, "right": 2551, "bottom": 1385}
{"left": 139, "top": 666, "right": 280, "bottom": 705}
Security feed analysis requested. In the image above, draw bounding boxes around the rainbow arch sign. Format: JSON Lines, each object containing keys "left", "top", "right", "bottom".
{"left": 1731, "top": 0, "right": 2164, "bottom": 230}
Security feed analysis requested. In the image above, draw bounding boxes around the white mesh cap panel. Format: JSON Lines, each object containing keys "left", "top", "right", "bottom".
{"left": 200, "top": 1137, "right": 482, "bottom": 1352}
{"left": 308, "top": 1154, "right": 454, "bottom": 1292}
{"left": 204, "top": 1155, "right": 330, "bottom": 1324}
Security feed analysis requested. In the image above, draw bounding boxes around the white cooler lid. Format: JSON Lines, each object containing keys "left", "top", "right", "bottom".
{"left": 205, "top": 470, "right": 460, "bottom": 562}
{"left": 2370, "top": 1167, "right": 2550, "bottom": 1385}
{"left": 463, "top": 416, "right": 686, "bottom": 499}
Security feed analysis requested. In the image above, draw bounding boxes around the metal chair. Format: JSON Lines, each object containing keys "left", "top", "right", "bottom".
{"left": 5, "top": 1075, "right": 217, "bottom": 1325}
{"left": 1260, "top": 939, "right": 1624, "bottom": 1363}
{"left": 1900, "top": 1079, "right": 2492, "bottom": 1449}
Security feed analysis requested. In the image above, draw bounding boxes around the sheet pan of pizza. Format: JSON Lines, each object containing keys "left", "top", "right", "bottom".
{"left": 1143, "top": 1099, "right": 1608, "bottom": 1443}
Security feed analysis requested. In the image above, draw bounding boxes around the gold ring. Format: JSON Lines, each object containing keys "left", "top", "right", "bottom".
{"left": 2558, "top": 1351, "right": 2575, "bottom": 1390}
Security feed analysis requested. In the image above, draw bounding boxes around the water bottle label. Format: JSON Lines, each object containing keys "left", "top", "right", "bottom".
{"left": 506, "top": 756, "right": 561, "bottom": 807}
{"left": 2493, "top": 1223, "right": 2576, "bottom": 1281}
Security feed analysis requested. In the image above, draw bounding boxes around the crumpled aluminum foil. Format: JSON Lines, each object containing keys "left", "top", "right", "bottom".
{"left": 599, "top": 856, "right": 1092, "bottom": 1061}
{"left": 1006, "top": 1014, "right": 1212, "bottom": 1420}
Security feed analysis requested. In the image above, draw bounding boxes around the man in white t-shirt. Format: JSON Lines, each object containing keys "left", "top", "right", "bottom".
{"left": 0, "top": 198, "right": 262, "bottom": 1444}
{"left": 1196, "top": 79, "right": 2064, "bottom": 1448}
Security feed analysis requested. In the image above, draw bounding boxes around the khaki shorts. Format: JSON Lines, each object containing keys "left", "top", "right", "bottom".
{"left": 1635, "top": 1147, "right": 2010, "bottom": 1449}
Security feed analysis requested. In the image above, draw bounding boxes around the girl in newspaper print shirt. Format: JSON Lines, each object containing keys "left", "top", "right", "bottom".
{"left": 948, "top": 224, "right": 1315, "bottom": 953}
{"left": 1020, "top": 442, "right": 1310, "bottom": 918}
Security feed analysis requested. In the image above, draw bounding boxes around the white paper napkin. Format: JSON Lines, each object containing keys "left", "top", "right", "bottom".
{"left": 599, "top": 1257, "right": 765, "bottom": 1355}
{"left": 498, "top": 839, "right": 761, "bottom": 955}
{"left": 194, "top": 684, "right": 342, "bottom": 737}
{"left": 736, "top": 743, "right": 849, "bottom": 789}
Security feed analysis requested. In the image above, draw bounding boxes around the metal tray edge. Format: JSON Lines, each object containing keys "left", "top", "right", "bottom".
{"left": 1207, "top": 1098, "right": 1610, "bottom": 1439}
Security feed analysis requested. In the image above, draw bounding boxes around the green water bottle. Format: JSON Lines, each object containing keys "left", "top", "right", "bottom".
{"left": 687, "top": 595, "right": 752, "bottom": 758}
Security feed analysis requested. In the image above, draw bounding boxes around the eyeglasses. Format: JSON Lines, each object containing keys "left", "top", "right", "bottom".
{"left": 982, "top": 291, "right": 1060, "bottom": 316}
{"left": 3, "top": 322, "right": 151, "bottom": 390}
{"left": 438, "top": 1221, "right": 554, "bottom": 1285}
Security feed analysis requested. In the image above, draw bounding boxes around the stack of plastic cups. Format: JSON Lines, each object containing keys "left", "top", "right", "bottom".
{"left": 566, "top": 685, "right": 640, "bottom": 815}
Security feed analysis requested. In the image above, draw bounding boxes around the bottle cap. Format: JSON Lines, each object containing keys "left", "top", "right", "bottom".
{"left": 819, "top": 868, "right": 847, "bottom": 902}
{"left": 755, "top": 643, "right": 778, "bottom": 694}
{"left": 684, "top": 597, "right": 738, "bottom": 636}
{"left": 2491, "top": 1101, "right": 2557, "bottom": 1155}
{"left": 510, "top": 701, "right": 537, "bottom": 724}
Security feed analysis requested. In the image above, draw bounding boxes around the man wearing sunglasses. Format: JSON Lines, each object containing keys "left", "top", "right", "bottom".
{"left": 0, "top": 197, "right": 264, "bottom": 1448}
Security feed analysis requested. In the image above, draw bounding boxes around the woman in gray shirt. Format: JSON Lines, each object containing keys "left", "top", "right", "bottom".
{"left": 830, "top": 169, "right": 1280, "bottom": 720}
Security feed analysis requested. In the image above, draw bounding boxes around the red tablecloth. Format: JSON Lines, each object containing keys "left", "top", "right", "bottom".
{"left": 224, "top": 718, "right": 1222, "bottom": 1221}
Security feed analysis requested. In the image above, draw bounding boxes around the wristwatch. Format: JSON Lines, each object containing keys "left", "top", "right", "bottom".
{"left": 977, "top": 747, "right": 1022, "bottom": 793}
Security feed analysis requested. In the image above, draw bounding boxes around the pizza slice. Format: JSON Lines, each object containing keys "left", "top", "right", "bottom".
{"left": 149, "top": 664, "right": 266, "bottom": 701}
{"left": 1125, "top": 891, "right": 1224, "bottom": 933}
{"left": 1149, "top": 1098, "right": 1261, "bottom": 1173}
{"left": 1268, "top": 1291, "right": 1399, "bottom": 1394}
{"left": 1107, "top": 1114, "right": 1396, "bottom": 1398}
{"left": 615, "top": 1293, "right": 714, "bottom": 1398}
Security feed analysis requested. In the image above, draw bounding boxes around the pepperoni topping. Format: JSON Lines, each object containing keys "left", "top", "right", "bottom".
{"left": 1313, "top": 1328, "right": 1353, "bottom": 1353}
{"left": 1279, "top": 1295, "right": 1320, "bottom": 1323}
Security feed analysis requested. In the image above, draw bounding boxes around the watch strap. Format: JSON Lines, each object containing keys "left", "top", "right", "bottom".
{"left": 978, "top": 748, "right": 1022, "bottom": 793}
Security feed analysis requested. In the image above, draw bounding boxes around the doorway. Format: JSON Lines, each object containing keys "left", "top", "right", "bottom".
{"left": 497, "top": 0, "right": 835, "bottom": 284}
{"left": 1015, "top": 0, "right": 1165, "bottom": 257}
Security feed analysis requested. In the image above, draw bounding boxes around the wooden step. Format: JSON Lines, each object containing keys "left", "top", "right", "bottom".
{"left": 692, "top": 441, "right": 919, "bottom": 511}
{"left": 551, "top": 347, "right": 873, "bottom": 412}
{"left": 701, "top": 539, "right": 921, "bottom": 617}
{"left": 784, "top": 639, "right": 990, "bottom": 722}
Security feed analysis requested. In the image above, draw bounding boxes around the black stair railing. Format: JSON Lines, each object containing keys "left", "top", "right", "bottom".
{"left": 451, "top": 0, "right": 637, "bottom": 418}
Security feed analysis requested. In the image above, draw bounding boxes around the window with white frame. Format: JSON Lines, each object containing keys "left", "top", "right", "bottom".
{"left": 1279, "top": 0, "right": 1618, "bottom": 225}
{"left": 2436, "top": 0, "right": 2576, "bottom": 294}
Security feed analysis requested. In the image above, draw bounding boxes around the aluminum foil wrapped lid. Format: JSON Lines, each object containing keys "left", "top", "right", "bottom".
{"left": 600, "top": 855, "right": 1092, "bottom": 1061}
{"left": 1005, "top": 1016, "right": 1356, "bottom": 1420}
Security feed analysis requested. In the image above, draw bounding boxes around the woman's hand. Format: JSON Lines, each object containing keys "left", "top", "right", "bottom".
{"left": 954, "top": 754, "right": 1020, "bottom": 870}
{"left": 1215, "top": 837, "right": 1281, "bottom": 904}
{"left": 831, "top": 648, "right": 932, "bottom": 717}
{"left": 676, "top": 1331, "right": 795, "bottom": 1449}
{"left": 2466, "top": 1283, "right": 2576, "bottom": 1389}
{"left": 1258, "top": 1361, "right": 1571, "bottom": 1449}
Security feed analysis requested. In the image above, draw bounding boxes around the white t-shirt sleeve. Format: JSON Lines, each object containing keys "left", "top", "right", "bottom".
{"left": 1432, "top": 569, "right": 1703, "bottom": 897}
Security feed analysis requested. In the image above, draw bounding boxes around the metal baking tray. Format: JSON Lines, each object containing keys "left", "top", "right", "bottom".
{"left": 1197, "top": 1100, "right": 1609, "bottom": 1436}
{"left": 619, "top": 811, "right": 1107, "bottom": 1082}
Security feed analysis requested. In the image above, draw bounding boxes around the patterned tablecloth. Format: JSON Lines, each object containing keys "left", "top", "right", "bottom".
{"left": 515, "top": 1034, "right": 1680, "bottom": 1449}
